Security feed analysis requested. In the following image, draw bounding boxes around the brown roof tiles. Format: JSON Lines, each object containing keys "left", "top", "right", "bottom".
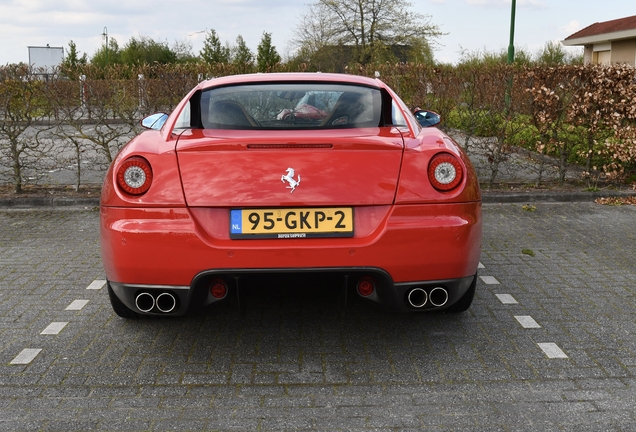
{"left": 565, "top": 15, "right": 636, "bottom": 40}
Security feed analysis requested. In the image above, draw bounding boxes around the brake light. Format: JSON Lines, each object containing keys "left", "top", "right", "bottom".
{"left": 428, "top": 153, "right": 463, "bottom": 191}
{"left": 116, "top": 157, "right": 153, "bottom": 195}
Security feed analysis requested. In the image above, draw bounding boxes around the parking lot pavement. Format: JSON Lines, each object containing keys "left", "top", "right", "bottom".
{"left": 0, "top": 203, "right": 635, "bottom": 431}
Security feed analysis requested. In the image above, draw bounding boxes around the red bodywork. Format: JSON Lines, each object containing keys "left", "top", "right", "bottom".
{"left": 100, "top": 73, "right": 481, "bottom": 316}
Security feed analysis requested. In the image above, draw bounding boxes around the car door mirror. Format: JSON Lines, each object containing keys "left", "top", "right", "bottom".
{"left": 413, "top": 110, "right": 441, "bottom": 128}
{"left": 141, "top": 113, "right": 169, "bottom": 130}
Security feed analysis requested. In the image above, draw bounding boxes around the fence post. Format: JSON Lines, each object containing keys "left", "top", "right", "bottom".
{"left": 79, "top": 74, "right": 87, "bottom": 107}
{"left": 138, "top": 74, "right": 145, "bottom": 112}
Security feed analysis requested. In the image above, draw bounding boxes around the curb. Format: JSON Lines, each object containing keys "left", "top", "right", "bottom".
{"left": 481, "top": 190, "right": 636, "bottom": 204}
{"left": 0, "top": 196, "right": 100, "bottom": 209}
{"left": 0, "top": 190, "right": 634, "bottom": 209}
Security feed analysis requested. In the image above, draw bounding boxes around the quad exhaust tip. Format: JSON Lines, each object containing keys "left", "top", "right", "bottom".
{"left": 135, "top": 292, "right": 155, "bottom": 313}
{"left": 135, "top": 291, "right": 177, "bottom": 313}
{"left": 407, "top": 288, "right": 428, "bottom": 308}
{"left": 429, "top": 287, "right": 449, "bottom": 307}
{"left": 407, "top": 287, "right": 449, "bottom": 308}
{"left": 156, "top": 292, "right": 177, "bottom": 313}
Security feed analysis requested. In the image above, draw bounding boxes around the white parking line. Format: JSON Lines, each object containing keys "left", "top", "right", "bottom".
{"left": 40, "top": 322, "right": 68, "bottom": 335}
{"left": 480, "top": 276, "right": 500, "bottom": 285}
{"left": 495, "top": 294, "right": 518, "bottom": 304}
{"left": 478, "top": 262, "right": 485, "bottom": 269}
{"left": 10, "top": 349, "right": 42, "bottom": 365}
{"left": 86, "top": 280, "right": 106, "bottom": 290}
{"left": 538, "top": 343, "right": 568, "bottom": 359}
{"left": 66, "top": 300, "right": 89, "bottom": 311}
{"left": 514, "top": 316, "right": 541, "bottom": 328}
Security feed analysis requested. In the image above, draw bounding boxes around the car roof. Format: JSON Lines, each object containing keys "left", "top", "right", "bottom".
{"left": 197, "top": 72, "right": 385, "bottom": 90}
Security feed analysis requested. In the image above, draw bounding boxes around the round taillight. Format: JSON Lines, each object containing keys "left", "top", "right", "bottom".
{"left": 117, "top": 157, "right": 153, "bottom": 195}
{"left": 210, "top": 282, "right": 228, "bottom": 299}
{"left": 428, "top": 153, "right": 463, "bottom": 191}
{"left": 357, "top": 279, "right": 375, "bottom": 297}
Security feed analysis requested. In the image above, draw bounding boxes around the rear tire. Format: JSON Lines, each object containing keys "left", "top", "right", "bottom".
{"left": 107, "top": 282, "right": 138, "bottom": 319}
{"left": 445, "top": 274, "right": 476, "bottom": 313}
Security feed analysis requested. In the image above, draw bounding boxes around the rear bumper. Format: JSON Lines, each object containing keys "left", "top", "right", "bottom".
{"left": 101, "top": 202, "right": 481, "bottom": 314}
{"left": 109, "top": 270, "right": 476, "bottom": 315}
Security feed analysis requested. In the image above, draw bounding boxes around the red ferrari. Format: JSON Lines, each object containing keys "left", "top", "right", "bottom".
{"left": 100, "top": 73, "right": 482, "bottom": 318}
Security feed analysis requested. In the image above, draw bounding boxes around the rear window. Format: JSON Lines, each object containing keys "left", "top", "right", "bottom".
{"left": 199, "top": 83, "right": 381, "bottom": 130}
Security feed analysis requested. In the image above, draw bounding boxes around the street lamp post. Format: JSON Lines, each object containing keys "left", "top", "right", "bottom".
{"left": 505, "top": 0, "right": 517, "bottom": 112}
{"left": 507, "top": 0, "right": 516, "bottom": 64}
{"left": 102, "top": 27, "right": 109, "bottom": 65}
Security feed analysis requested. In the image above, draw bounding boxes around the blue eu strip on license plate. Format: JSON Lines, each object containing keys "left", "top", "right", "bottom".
{"left": 230, "top": 208, "right": 354, "bottom": 239}
{"left": 230, "top": 210, "right": 243, "bottom": 235}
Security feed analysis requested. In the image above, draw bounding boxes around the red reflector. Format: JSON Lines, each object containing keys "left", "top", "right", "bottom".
{"left": 210, "top": 282, "right": 227, "bottom": 299}
{"left": 357, "top": 279, "right": 375, "bottom": 297}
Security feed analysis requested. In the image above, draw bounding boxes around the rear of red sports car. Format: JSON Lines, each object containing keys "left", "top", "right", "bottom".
{"left": 100, "top": 73, "right": 481, "bottom": 318}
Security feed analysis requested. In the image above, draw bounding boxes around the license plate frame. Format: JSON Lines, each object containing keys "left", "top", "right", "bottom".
{"left": 230, "top": 207, "right": 354, "bottom": 239}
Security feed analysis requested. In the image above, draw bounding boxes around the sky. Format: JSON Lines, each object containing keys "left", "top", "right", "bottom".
{"left": 0, "top": 0, "right": 633, "bottom": 66}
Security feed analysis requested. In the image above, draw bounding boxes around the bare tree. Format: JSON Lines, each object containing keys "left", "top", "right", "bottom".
{"left": 460, "top": 64, "right": 528, "bottom": 186}
{"left": 292, "top": 0, "right": 442, "bottom": 65}
{"left": 0, "top": 65, "right": 55, "bottom": 193}
{"left": 79, "top": 78, "right": 139, "bottom": 164}
{"left": 36, "top": 73, "right": 139, "bottom": 191}
{"left": 39, "top": 78, "right": 94, "bottom": 192}
{"left": 292, "top": 1, "right": 339, "bottom": 62}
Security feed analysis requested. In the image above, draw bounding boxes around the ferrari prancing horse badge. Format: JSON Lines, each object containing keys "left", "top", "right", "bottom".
{"left": 281, "top": 167, "right": 301, "bottom": 193}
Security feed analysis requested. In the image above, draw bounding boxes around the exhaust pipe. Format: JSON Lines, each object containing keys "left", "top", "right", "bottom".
{"left": 429, "top": 287, "right": 449, "bottom": 307}
{"left": 135, "top": 292, "right": 155, "bottom": 312}
{"left": 156, "top": 292, "right": 177, "bottom": 313}
{"left": 407, "top": 288, "right": 428, "bottom": 308}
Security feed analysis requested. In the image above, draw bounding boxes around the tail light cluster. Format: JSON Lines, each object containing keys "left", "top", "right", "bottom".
{"left": 427, "top": 153, "right": 463, "bottom": 192}
{"left": 116, "top": 157, "right": 153, "bottom": 195}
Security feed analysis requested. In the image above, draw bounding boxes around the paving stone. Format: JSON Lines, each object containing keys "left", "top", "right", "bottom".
{"left": 0, "top": 203, "right": 635, "bottom": 430}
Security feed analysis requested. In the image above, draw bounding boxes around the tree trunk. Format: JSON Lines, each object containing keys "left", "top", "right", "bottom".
{"left": 585, "top": 129, "right": 595, "bottom": 173}
{"left": 75, "top": 144, "right": 81, "bottom": 192}
{"left": 11, "top": 139, "right": 22, "bottom": 194}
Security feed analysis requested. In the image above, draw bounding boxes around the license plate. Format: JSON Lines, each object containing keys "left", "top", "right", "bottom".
{"left": 230, "top": 207, "right": 353, "bottom": 239}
